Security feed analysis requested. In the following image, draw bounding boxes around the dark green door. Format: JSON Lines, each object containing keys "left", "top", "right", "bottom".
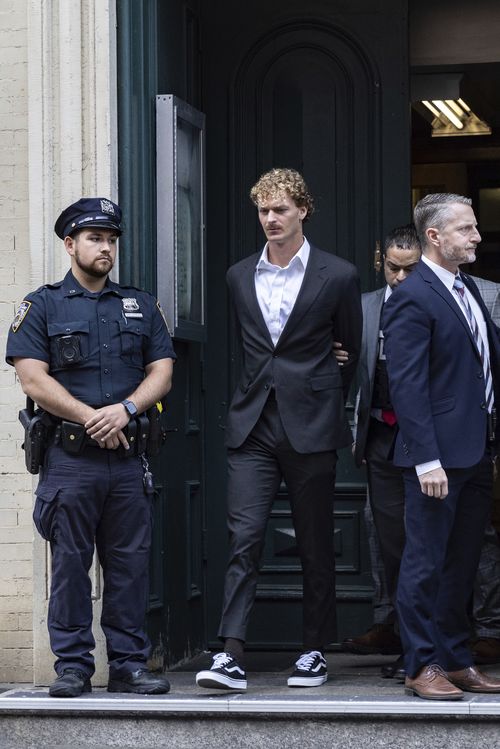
{"left": 117, "top": 0, "right": 411, "bottom": 661}
{"left": 201, "top": 0, "right": 411, "bottom": 649}
{"left": 117, "top": 0, "right": 207, "bottom": 666}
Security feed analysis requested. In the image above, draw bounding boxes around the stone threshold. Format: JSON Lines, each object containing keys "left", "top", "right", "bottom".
{"left": 1, "top": 687, "right": 500, "bottom": 717}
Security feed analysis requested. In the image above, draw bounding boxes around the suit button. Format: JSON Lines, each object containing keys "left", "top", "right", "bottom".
{"left": 264, "top": 384, "right": 269, "bottom": 390}
{"left": 273, "top": 354, "right": 278, "bottom": 358}
{"left": 481, "top": 403, "right": 486, "bottom": 409}
{"left": 478, "top": 371, "right": 483, "bottom": 379}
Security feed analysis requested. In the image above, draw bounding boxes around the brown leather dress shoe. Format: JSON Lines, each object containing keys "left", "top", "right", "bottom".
{"left": 446, "top": 665, "right": 500, "bottom": 693}
{"left": 404, "top": 664, "right": 464, "bottom": 700}
{"left": 341, "top": 624, "right": 402, "bottom": 655}
{"left": 471, "top": 637, "right": 500, "bottom": 665}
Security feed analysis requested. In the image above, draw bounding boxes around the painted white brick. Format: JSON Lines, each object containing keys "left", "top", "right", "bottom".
{"left": 0, "top": 525, "right": 33, "bottom": 543}
{"left": 0, "top": 560, "right": 32, "bottom": 578}
{"left": 17, "top": 612, "right": 32, "bottom": 631}
{"left": 0, "top": 647, "right": 33, "bottom": 669}
{"left": 14, "top": 578, "right": 33, "bottom": 597}
{"left": 0, "top": 663, "right": 33, "bottom": 684}
{"left": 0, "top": 542, "right": 31, "bottom": 561}
{"left": 1, "top": 630, "right": 33, "bottom": 648}
{"left": 0, "top": 509, "right": 18, "bottom": 526}
{"left": 0, "top": 596, "right": 32, "bottom": 614}
{"left": 0, "top": 612, "right": 17, "bottom": 630}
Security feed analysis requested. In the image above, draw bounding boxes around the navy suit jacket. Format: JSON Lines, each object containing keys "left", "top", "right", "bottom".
{"left": 382, "top": 260, "right": 500, "bottom": 469}
{"left": 224, "top": 245, "right": 362, "bottom": 453}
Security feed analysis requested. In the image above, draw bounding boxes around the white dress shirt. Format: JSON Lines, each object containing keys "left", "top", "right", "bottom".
{"left": 254, "top": 238, "right": 310, "bottom": 346}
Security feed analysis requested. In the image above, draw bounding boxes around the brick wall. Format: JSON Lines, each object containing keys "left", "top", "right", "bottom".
{"left": 0, "top": 1, "right": 34, "bottom": 683}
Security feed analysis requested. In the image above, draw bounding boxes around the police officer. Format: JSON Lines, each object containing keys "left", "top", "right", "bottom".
{"left": 6, "top": 198, "right": 175, "bottom": 697}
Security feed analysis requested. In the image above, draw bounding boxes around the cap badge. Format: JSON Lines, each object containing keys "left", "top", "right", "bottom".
{"left": 100, "top": 199, "right": 115, "bottom": 215}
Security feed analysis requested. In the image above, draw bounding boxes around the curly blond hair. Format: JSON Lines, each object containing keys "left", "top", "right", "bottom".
{"left": 250, "top": 168, "right": 314, "bottom": 222}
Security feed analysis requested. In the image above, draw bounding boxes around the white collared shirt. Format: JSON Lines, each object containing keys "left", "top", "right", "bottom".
{"left": 254, "top": 238, "right": 310, "bottom": 345}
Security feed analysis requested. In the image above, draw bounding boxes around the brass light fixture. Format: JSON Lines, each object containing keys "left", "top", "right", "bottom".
{"left": 421, "top": 98, "right": 491, "bottom": 138}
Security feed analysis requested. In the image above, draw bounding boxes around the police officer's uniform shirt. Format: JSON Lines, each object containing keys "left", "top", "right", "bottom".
{"left": 6, "top": 271, "right": 175, "bottom": 407}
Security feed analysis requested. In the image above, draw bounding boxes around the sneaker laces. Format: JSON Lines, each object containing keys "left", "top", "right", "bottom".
{"left": 212, "top": 652, "right": 234, "bottom": 669}
{"left": 295, "top": 650, "right": 323, "bottom": 671}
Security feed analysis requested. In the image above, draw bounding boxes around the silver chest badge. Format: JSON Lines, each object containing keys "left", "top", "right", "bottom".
{"left": 122, "top": 298, "right": 140, "bottom": 312}
{"left": 122, "top": 298, "right": 143, "bottom": 318}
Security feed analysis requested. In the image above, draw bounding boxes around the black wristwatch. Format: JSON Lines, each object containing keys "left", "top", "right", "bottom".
{"left": 122, "top": 399, "right": 138, "bottom": 418}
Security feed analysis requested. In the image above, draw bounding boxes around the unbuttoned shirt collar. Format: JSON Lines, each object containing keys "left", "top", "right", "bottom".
{"left": 255, "top": 238, "right": 310, "bottom": 346}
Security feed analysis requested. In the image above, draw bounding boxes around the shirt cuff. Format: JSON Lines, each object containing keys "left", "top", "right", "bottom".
{"left": 415, "top": 459, "right": 442, "bottom": 476}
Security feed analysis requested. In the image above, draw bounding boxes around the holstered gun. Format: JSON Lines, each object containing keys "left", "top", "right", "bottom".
{"left": 18, "top": 397, "right": 48, "bottom": 474}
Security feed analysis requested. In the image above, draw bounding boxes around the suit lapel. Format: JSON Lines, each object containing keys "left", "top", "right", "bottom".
{"left": 236, "top": 253, "right": 274, "bottom": 347}
{"left": 365, "top": 288, "right": 386, "bottom": 379}
{"left": 274, "top": 246, "right": 328, "bottom": 349}
{"left": 418, "top": 260, "right": 481, "bottom": 357}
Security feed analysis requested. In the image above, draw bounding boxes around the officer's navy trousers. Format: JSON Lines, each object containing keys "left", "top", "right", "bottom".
{"left": 34, "top": 444, "right": 152, "bottom": 678}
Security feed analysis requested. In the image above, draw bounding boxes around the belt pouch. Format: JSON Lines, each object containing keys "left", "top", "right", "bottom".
{"left": 136, "top": 414, "right": 150, "bottom": 455}
{"left": 120, "top": 418, "right": 137, "bottom": 456}
{"left": 60, "top": 421, "right": 86, "bottom": 454}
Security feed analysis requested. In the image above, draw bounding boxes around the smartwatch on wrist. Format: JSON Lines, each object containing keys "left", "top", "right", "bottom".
{"left": 122, "top": 399, "right": 138, "bottom": 418}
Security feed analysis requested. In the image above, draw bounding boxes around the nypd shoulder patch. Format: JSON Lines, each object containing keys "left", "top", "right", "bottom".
{"left": 156, "top": 301, "right": 173, "bottom": 334}
{"left": 12, "top": 300, "right": 32, "bottom": 333}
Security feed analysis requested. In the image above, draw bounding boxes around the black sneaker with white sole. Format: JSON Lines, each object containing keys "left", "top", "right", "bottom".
{"left": 196, "top": 652, "right": 247, "bottom": 690}
{"left": 287, "top": 650, "right": 328, "bottom": 687}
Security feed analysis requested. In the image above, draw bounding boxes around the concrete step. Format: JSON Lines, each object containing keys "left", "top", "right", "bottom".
{"left": 1, "top": 653, "right": 500, "bottom": 748}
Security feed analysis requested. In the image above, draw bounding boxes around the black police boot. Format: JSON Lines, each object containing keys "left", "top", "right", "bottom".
{"left": 49, "top": 668, "right": 92, "bottom": 697}
{"left": 107, "top": 668, "right": 170, "bottom": 694}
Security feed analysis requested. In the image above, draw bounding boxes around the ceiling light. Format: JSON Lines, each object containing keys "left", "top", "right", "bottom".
{"left": 419, "top": 98, "right": 491, "bottom": 137}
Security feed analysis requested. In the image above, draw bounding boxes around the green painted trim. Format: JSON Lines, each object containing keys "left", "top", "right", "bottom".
{"left": 116, "top": 0, "right": 158, "bottom": 292}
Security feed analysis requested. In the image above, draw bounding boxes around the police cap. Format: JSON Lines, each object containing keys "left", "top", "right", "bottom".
{"left": 54, "top": 197, "right": 122, "bottom": 240}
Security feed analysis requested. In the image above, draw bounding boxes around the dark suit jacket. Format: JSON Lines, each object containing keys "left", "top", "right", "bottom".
{"left": 353, "top": 286, "right": 386, "bottom": 467}
{"left": 225, "top": 245, "right": 362, "bottom": 454}
{"left": 382, "top": 259, "right": 500, "bottom": 469}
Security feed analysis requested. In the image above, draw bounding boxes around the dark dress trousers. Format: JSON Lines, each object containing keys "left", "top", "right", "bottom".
{"left": 354, "top": 287, "right": 405, "bottom": 617}
{"left": 383, "top": 261, "right": 500, "bottom": 678}
{"left": 219, "top": 246, "right": 362, "bottom": 649}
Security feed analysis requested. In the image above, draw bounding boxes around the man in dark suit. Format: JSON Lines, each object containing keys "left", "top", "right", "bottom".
{"left": 342, "top": 228, "right": 500, "bottom": 675}
{"left": 383, "top": 193, "right": 500, "bottom": 700}
{"left": 196, "top": 168, "right": 362, "bottom": 690}
{"left": 342, "top": 225, "right": 420, "bottom": 658}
